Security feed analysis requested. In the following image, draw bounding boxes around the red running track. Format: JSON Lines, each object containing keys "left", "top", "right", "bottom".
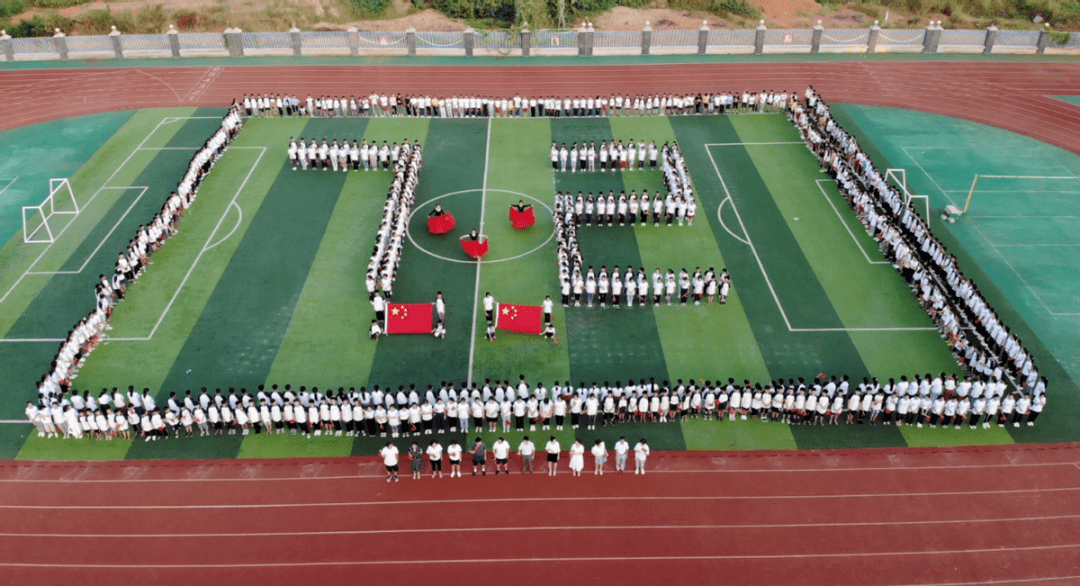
{"left": 3, "top": 62, "right": 1080, "bottom": 155}
{"left": 2, "top": 444, "right": 1080, "bottom": 585}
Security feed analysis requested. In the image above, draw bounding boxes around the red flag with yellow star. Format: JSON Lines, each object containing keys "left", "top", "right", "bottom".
{"left": 385, "top": 303, "right": 433, "bottom": 334}
{"left": 495, "top": 302, "right": 543, "bottom": 335}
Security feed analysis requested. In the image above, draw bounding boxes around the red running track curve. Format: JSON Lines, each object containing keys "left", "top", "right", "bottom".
{"left": 2, "top": 62, "right": 1080, "bottom": 155}
{"left": 1, "top": 444, "right": 1079, "bottom": 585}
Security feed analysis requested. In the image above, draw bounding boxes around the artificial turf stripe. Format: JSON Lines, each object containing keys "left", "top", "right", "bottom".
{"left": 366, "top": 118, "right": 487, "bottom": 390}
{"left": 123, "top": 119, "right": 350, "bottom": 460}
{"left": 473, "top": 118, "right": 572, "bottom": 386}
{"left": 551, "top": 117, "right": 669, "bottom": 389}
{"left": 610, "top": 116, "right": 772, "bottom": 387}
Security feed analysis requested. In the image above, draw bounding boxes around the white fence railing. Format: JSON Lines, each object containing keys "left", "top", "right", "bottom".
{"left": 1, "top": 25, "right": 1073, "bottom": 61}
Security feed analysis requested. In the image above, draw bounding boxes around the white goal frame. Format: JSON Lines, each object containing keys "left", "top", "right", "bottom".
{"left": 885, "top": 168, "right": 930, "bottom": 223}
{"left": 22, "top": 178, "right": 79, "bottom": 244}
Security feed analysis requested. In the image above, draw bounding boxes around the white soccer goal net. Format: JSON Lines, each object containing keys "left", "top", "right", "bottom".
{"left": 885, "top": 168, "right": 930, "bottom": 223}
{"left": 22, "top": 178, "right": 79, "bottom": 244}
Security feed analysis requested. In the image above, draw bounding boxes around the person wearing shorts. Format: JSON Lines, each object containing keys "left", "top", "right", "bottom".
{"left": 591, "top": 439, "right": 608, "bottom": 475}
{"left": 380, "top": 441, "right": 400, "bottom": 483}
{"left": 492, "top": 437, "right": 511, "bottom": 475}
{"left": 471, "top": 437, "right": 487, "bottom": 476}
{"left": 426, "top": 440, "right": 444, "bottom": 478}
{"left": 447, "top": 439, "right": 463, "bottom": 478}
{"left": 545, "top": 435, "right": 561, "bottom": 476}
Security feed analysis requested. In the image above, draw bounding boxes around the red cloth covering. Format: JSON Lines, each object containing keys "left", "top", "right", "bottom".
{"left": 460, "top": 236, "right": 489, "bottom": 259}
{"left": 509, "top": 205, "right": 536, "bottom": 229}
{"left": 385, "top": 303, "right": 433, "bottom": 334}
{"left": 427, "top": 212, "right": 456, "bottom": 235}
{"left": 495, "top": 303, "right": 543, "bottom": 335}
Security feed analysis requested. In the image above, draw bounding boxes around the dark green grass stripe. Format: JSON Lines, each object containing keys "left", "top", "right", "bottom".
{"left": 0, "top": 344, "right": 57, "bottom": 421}
{"left": 7, "top": 115, "right": 221, "bottom": 340}
{"left": 125, "top": 120, "right": 353, "bottom": 460}
{"left": 551, "top": 117, "right": 668, "bottom": 387}
{"left": 831, "top": 103, "right": 1080, "bottom": 445}
{"left": 367, "top": 119, "right": 487, "bottom": 389}
{"left": 669, "top": 116, "right": 872, "bottom": 380}
{"left": 788, "top": 421, "right": 907, "bottom": 450}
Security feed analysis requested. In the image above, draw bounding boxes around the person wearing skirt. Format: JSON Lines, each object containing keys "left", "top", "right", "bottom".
{"left": 569, "top": 439, "right": 585, "bottom": 477}
{"left": 408, "top": 442, "right": 424, "bottom": 480}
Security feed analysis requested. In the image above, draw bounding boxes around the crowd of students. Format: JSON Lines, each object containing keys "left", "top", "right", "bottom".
{"left": 364, "top": 141, "right": 424, "bottom": 339}
{"left": 30, "top": 106, "right": 244, "bottom": 438}
{"left": 553, "top": 142, "right": 728, "bottom": 308}
{"left": 549, "top": 139, "right": 661, "bottom": 173}
{"left": 286, "top": 137, "right": 410, "bottom": 172}
{"left": 27, "top": 370, "right": 1047, "bottom": 442}
{"left": 378, "top": 435, "right": 652, "bottom": 482}
{"left": 241, "top": 90, "right": 793, "bottom": 119}
{"left": 792, "top": 86, "right": 1045, "bottom": 413}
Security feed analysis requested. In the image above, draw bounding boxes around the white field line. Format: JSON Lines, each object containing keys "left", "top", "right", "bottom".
{"left": 715, "top": 197, "right": 749, "bottom": 245}
{"left": 706, "top": 146, "right": 935, "bottom": 333}
{"left": 465, "top": 117, "right": 492, "bottom": 387}
{"left": 814, "top": 179, "right": 889, "bottom": 265}
{"left": 107, "top": 146, "right": 265, "bottom": 342}
{"left": 0, "top": 177, "right": 17, "bottom": 195}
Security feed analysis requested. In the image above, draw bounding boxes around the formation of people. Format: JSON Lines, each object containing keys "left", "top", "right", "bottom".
{"left": 550, "top": 139, "right": 660, "bottom": 172}
{"left": 380, "top": 435, "right": 652, "bottom": 481}
{"left": 28, "top": 370, "right": 1046, "bottom": 442}
{"left": 286, "top": 137, "right": 409, "bottom": 172}
{"left": 33, "top": 106, "right": 244, "bottom": 422}
{"left": 241, "top": 90, "right": 793, "bottom": 119}
{"left": 792, "top": 87, "right": 1043, "bottom": 407}
{"left": 365, "top": 141, "right": 424, "bottom": 339}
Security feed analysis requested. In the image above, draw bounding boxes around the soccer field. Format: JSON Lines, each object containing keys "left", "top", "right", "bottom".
{"left": 1, "top": 107, "right": 1000, "bottom": 460}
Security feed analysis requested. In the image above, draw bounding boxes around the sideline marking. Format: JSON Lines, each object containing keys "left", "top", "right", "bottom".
{"left": 814, "top": 179, "right": 889, "bottom": 265}
{"left": 715, "top": 196, "right": 749, "bottom": 245}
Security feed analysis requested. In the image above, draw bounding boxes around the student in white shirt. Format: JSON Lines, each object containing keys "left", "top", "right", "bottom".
{"left": 518, "top": 435, "right": 536, "bottom": 473}
{"left": 447, "top": 439, "right": 463, "bottom": 478}
{"left": 380, "top": 442, "right": 400, "bottom": 483}
{"left": 591, "top": 439, "right": 608, "bottom": 475}
{"left": 634, "top": 438, "right": 651, "bottom": 475}
{"left": 545, "top": 435, "right": 561, "bottom": 476}
{"left": 427, "top": 440, "right": 444, "bottom": 478}
{"left": 492, "top": 437, "right": 512, "bottom": 475}
{"left": 568, "top": 440, "right": 585, "bottom": 477}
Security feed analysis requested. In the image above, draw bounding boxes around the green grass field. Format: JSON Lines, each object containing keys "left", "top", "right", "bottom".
{"left": 1, "top": 106, "right": 1075, "bottom": 461}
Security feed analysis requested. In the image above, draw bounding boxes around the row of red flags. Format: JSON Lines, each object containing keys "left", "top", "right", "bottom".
{"left": 385, "top": 302, "right": 542, "bottom": 335}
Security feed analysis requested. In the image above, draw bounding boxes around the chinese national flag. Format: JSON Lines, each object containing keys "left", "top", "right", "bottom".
{"left": 509, "top": 205, "right": 536, "bottom": 229}
{"left": 385, "top": 303, "right": 432, "bottom": 334}
{"left": 495, "top": 302, "right": 543, "bottom": 335}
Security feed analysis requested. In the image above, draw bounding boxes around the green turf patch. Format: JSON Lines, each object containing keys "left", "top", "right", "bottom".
{"left": 0, "top": 423, "right": 32, "bottom": 460}
{"left": 0, "top": 109, "right": 135, "bottom": 244}
{"left": 124, "top": 433, "right": 244, "bottom": 460}
{"left": 238, "top": 430, "right": 355, "bottom": 459}
{"left": 17, "top": 434, "right": 133, "bottom": 461}
{"left": 682, "top": 417, "right": 798, "bottom": 450}
{"left": 900, "top": 422, "right": 1015, "bottom": 447}
{"left": 1051, "top": 96, "right": 1080, "bottom": 108}
{"left": 575, "top": 420, "right": 687, "bottom": 451}
{"left": 789, "top": 421, "right": 907, "bottom": 449}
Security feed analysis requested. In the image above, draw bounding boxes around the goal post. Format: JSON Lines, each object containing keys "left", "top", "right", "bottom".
{"left": 884, "top": 168, "right": 931, "bottom": 224}
{"left": 22, "top": 178, "right": 79, "bottom": 244}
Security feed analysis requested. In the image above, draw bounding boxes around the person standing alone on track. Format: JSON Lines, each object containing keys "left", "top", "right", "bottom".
{"left": 408, "top": 441, "right": 424, "bottom": 480}
{"left": 380, "top": 441, "right": 400, "bottom": 483}
{"left": 545, "top": 435, "right": 561, "bottom": 476}
{"left": 634, "top": 438, "right": 650, "bottom": 475}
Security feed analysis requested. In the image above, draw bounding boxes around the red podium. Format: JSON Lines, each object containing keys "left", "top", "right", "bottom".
{"left": 460, "top": 235, "right": 489, "bottom": 259}
{"left": 428, "top": 212, "right": 456, "bottom": 234}
{"left": 509, "top": 205, "right": 536, "bottom": 229}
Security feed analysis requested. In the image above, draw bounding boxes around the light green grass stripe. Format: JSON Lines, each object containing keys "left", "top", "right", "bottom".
{"left": 238, "top": 432, "right": 355, "bottom": 459}
{"left": 610, "top": 116, "right": 772, "bottom": 385}
{"left": 730, "top": 116, "right": 960, "bottom": 378}
{"left": 0, "top": 108, "right": 197, "bottom": 337}
{"left": 899, "top": 423, "right": 1015, "bottom": 447}
{"left": 72, "top": 120, "right": 299, "bottom": 396}
{"left": 17, "top": 434, "right": 133, "bottom": 461}
{"left": 475, "top": 118, "right": 571, "bottom": 384}
{"left": 682, "top": 418, "right": 798, "bottom": 450}
{"left": 262, "top": 120, "right": 429, "bottom": 392}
